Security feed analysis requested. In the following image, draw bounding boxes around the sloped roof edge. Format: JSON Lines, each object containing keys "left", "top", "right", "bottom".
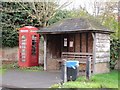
{"left": 37, "top": 17, "right": 114, "bottom": 34}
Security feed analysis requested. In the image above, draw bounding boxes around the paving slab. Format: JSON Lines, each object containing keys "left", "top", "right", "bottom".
{"left": 2, "top": 70, "right": 62, "bottom": 88}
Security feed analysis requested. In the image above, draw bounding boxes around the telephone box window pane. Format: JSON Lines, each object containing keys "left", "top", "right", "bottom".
{"left": 21, "top": 55, "right": 26, "bottom": 62}
{"left": 22, "top": 35, "right": 26, "bottom": 40}
{"left": 32, "top": 35, "right": 37, "bottom": 55}
{"left": 21, "top": 59, "right": 25, "bottom": 62}
{"left": 22, "top": 45, "right": 26, "bottom": 48}
{"left": 22, "top": 56, "right": 25, "bottom": 58}
{"left": 22, "top": 40, "right": 26, "bottom": 42}
{"left": 21, "top": 53, "right": 25, "bottom": 56}
{"left": 22, "top": 49, "right": 25, "bottom": 52}
{"left": 21, "top": 35, "right": 26, "bottom": 49}
{"left": 32, "top": 35, "right": 37, "bottom": 40}
{"left": 22, "top": 42, "right": 26, "bottom": 45}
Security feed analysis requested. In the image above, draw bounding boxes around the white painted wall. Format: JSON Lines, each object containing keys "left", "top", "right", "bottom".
{"left": 95, "top": 33, "right": 110, "bottom": 63}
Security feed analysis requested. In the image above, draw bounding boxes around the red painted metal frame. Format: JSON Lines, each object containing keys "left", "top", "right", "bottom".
{"left": 18, "top": 26, "right": 40, "bottom": 67}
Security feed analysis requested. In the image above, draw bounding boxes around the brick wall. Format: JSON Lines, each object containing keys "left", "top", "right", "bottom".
{"left": 1, "top": 47, "right": 18, "bottom": 61}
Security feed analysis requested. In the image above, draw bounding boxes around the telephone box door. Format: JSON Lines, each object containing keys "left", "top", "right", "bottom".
{"left": 30, "top": 34, "right": 39, "bottom": 66}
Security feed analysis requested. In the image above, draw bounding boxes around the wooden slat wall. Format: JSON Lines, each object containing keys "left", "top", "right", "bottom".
{"left": 62, "top": 33, "right": 93, "bottom": 53}
{"left": 81, "top": 33, "right": 86, "bottom": 52}
{"left": 75, "top": 34, "right": 80, "bottom": 52}
{"left": 88, "top": 33, "right": 93, "bottom": 53}
{"left": 86, "top": 33, "right": 88, "bottom": 52}
{"left": 80, "top": 33, "right": 82, "bottom": 52}
{"left": 47, "top": 35, "right": 61, "bottom": 58}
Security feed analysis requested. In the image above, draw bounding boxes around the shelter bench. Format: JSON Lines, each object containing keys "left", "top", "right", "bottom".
{"left": 61, "top": 52, "right": 93, "bottom": 74}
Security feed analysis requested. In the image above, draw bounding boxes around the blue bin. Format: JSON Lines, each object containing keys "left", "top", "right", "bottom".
{"left": 66, "top": 61, "right": 79, "bottom": 69}
{"left": 61, "top": 60, "right": 79, "bottom": 81}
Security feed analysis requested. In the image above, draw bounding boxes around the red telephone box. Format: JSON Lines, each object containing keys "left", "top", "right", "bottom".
{"left": 19, "top": 26, "right": 40, "bottom": 67}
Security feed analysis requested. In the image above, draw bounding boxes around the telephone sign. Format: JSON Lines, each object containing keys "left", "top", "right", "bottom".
{"left": 19, "top": 26, "right": 40, "bottom": 67}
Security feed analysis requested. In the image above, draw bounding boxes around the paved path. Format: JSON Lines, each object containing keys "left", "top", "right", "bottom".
{"left": 2, "top": 70, "right": 62, "bottom": 88}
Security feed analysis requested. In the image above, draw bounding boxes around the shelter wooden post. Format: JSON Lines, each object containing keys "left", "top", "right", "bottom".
{"left": 44, "top": 35, "right": 47, "bottom": 71}
{"left": 92, "top": 33, "right": 96, "bottom": 74}
{"left": 64, "top": 59, "right": 67, "bottom": 83}
{"left": 86, "top": 56, "right": 91, "bottom": 80}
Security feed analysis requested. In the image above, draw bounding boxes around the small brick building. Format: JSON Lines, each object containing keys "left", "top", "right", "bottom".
{"left": 38, "top": 18, "right": 113, "bottom": 74}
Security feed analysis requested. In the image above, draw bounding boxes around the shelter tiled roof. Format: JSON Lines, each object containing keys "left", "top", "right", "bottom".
{"left": 38, "top": 17, "right": 113, "bottom": 34}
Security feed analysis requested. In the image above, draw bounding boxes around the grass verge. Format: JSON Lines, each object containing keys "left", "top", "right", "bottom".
{"left": 51, "top": 70, "right": 119, "bottom": 88}
{"left": 0, "top": 67, "right": 6, "bottom": 74}
{"left": 2, "top": 63, "right": 43, "bottom": 72}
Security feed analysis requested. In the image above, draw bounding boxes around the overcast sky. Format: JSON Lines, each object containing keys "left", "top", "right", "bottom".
{"left": 59, "top": 0, "right": 119, "bottom": 14}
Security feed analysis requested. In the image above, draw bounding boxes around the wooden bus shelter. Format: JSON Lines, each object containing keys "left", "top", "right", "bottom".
{"left": 37, "top": 18, "right": 113, "bottom": 74}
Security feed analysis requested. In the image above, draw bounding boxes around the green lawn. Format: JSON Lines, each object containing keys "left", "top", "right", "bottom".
{"left": 51, "top": 70, "right": 119, "bottom": 88}
{"left": 0, "top": 68, "right": 2, "bottom": 74}
{"left": 0, "top": 68, "right": 6, "bottom": 74}
{"left": 2, "top": 63, "right": 43, "bottom": 72}
{"left": 0, "top": 63, "right": 43, "bottom": 75}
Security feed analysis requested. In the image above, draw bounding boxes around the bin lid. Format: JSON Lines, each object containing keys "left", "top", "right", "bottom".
{"left": 66, "top": 61, "right": 79, "bottom": 69}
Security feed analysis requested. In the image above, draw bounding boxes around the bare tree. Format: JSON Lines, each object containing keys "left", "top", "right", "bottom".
{"left": 14, "top": 0, "right": 72, "bottom": 27}
{"left": 93, "top": 1, "right": 118, "bottom": 22}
